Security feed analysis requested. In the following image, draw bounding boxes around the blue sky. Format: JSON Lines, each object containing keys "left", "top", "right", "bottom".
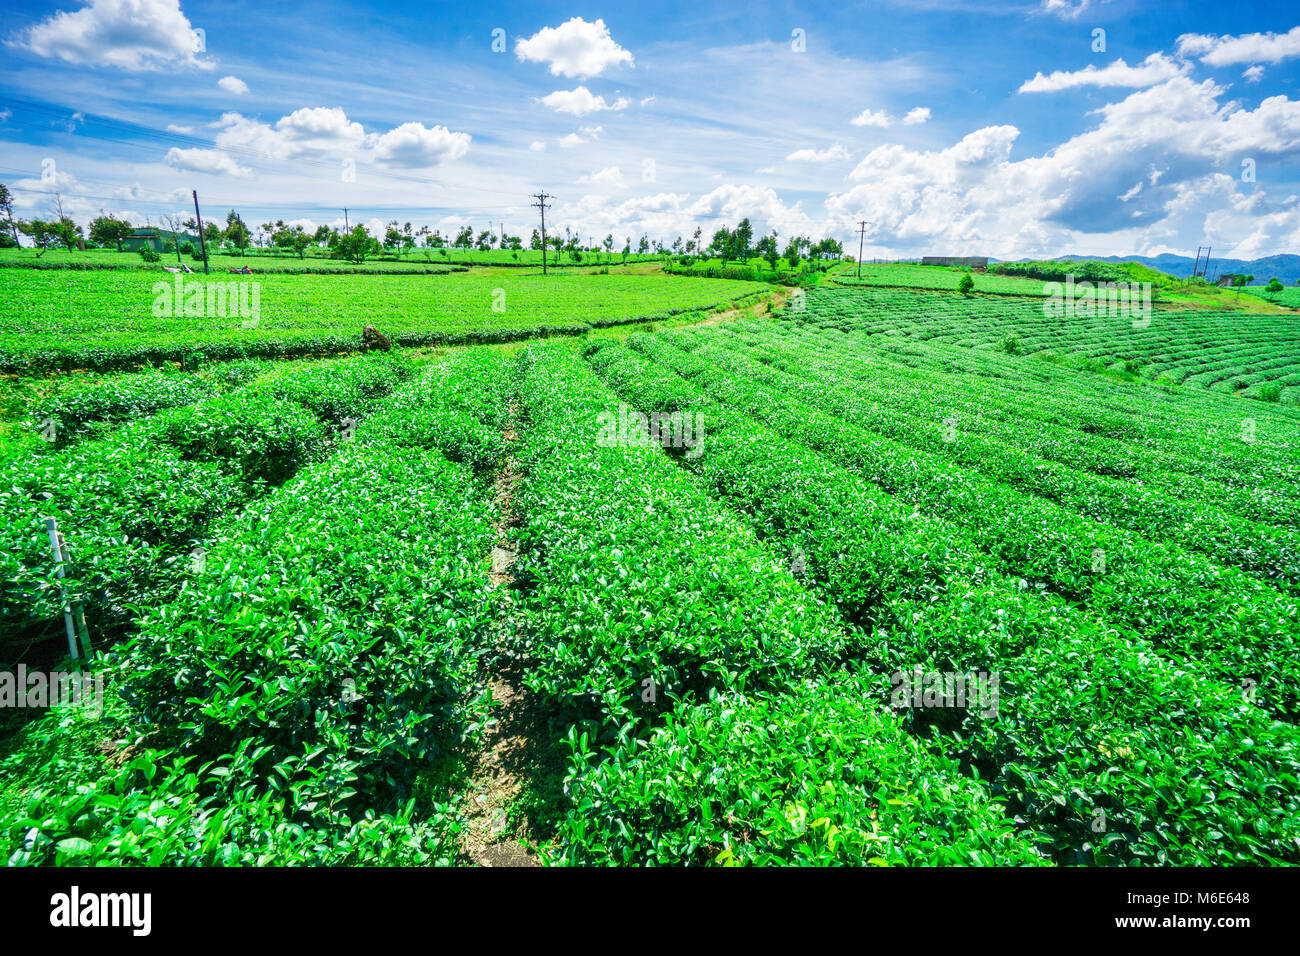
{"left": 1, "top": 0, "right": 1299, "bottom": 258}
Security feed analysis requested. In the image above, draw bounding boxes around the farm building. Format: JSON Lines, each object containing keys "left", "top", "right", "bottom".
{"left": 922, "top": 256, "right": 989, "bottom": 269}
{"left": 122, "top": 227, "right": 200, "bottom": 253}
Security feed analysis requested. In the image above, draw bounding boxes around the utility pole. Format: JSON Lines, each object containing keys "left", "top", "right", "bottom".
{"left": 531, "top": 192, "right": 551, "bottom": 275}
{"left": 856, "top": 220, "right": 870, "bottom": 278}
{"left": 192, "top": 190, "right": 209, "bottom": 274}
{"left": 343, "top": 207, "right": 350, "bottom": 231}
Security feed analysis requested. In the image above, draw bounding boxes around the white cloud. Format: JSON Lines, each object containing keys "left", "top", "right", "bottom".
{"left": 1177, "top": 26, "right": 1300, "bottom": 66}
{"left": 214, "top": 107, "right": 366, "bottom": 160}
{"left": 15, "top": 0, "right": 212, "bottom": 71}
{"left": 218, "top": 75, "right": 249, "bottom": 95}
{"left": 1242, "top": 65, "right": 1265, "bottom": 83}
{"left": 903, "top": 107, "right": 932, "bottom": 125}
{"left": 577, "top": 166, "right": 624, "bottom": 186}
{"left": 529, "top": 140, "right": 546, "bottom": 151}
{"left": 1039, "top": 0, "right": 1092, "bottom": 20}
{"left": 559, "top": 125, "right": 603, "bottom": 148}
{"left": 1019, "top": 54, "right": 1186, "bottom": 93}
{"left": 515, "top": 17, "right": 633, "bottom": 78}
{"left": 201, "top": 107, "right": 469, "bottom": 169}
{"left": 785, "top": 144, "right": 851, "bottom": 162}
{"left": 166, "top": 123, "right": 194, "bottom": 134}
{"left": 827, "top": 76, "right": 1300, "bottom": 257}
{"left": 164, "top": 146, "right": 252, "bottom": 177}
{"left": 640, "top": 95, "right": 656, "bottom": 106}
{"left": 850, "top": 108, "right": 892, "bottom": 128}
{"left": 370, "top": 122, "right": 471, "bottom": 168}
{"left": 539, "top": 86, "right": 629, "bottom": 116}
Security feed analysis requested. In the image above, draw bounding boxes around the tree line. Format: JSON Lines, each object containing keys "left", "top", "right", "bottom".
{"left": 0, "top": 185, "right": 845, "bottom": 269}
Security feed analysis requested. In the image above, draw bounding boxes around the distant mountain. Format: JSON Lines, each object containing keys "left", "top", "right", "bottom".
{"left": 993, "top": 253, "right": 1300, "bottom": 285}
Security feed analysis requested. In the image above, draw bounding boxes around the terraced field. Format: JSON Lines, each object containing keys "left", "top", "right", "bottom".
{"left": 807, "top": 286, "right": 1300, "bottom": 403}
{"left": 2, "top": 281, "right": 1297, "bottom": 867}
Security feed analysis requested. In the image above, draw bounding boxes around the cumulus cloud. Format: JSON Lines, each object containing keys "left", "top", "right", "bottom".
{"left": 903, "top": 107, "right": 931, "bottom": 125}
{"left": 164, "top": 146, "right": 251, "bottom": 177}
{"left": 1242, "top": 65, "right": 1265, "bottom": 83}
{"left": 187, "top": 107, "right": 469, "bottom": 171}
{"left": 217, "top": 75, "right": 248, "bottom": 94}
{"left": 826, "top": 76, "right": 1300, "bottom": 257}
{"left": 539, "top": 86, "right": 629, "bottom": 116}
{"left": 515, "top": 17, "right": 633, "bottom": 78}
{"left": 558, "top": 125, "right": 603, "bottom": 148}
{"left": 369, "top": 122, "right": 471, "bottom": 168}
{"left": 213, "top": 107, "right": 367, "bottom": 160}
{"left": 1039, "top": 0, "right": 1093, "bottom": 20}
{"left": 785, "top": 144, "right": 850, "bottom": 162}
{"left": 15, "top": 0, "right": 212, "bottom": 71}
{"left": 1019, "top": 54, "right": 1186, "bottom": 93}
{"left": 577, "top": 166, "right": 624, "bottom": 186}
{"left": 850, "top": 108, "right": 892, "bottom": 127}
{"left": 1177, "top": 26, "right": 1300, "bottom": 66}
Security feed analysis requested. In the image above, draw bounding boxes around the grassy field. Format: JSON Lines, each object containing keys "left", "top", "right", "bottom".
{"left": 0, "top": 269, "right": 768, "bottom": 371}
{"left": 1, "top": 276, "right": 1297, "bottom": 867}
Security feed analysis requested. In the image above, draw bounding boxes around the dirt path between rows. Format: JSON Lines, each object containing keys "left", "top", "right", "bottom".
{"left": 689, "top": 286, "right": 796, "bottom": 328}
{"left": 458, "top": 402, "right": 544, "bottom": 867}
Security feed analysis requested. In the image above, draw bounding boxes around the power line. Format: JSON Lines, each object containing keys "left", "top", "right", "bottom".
{"left": 857, "top": 220, "right": 871, "bottom": 278}
{"left": 531, "top": 192, "right": 550, "bottom": 276}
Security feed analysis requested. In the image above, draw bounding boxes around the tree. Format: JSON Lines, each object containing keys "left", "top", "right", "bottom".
{"left": 19, "top": 219, "right": 55, "bottom": 252}
{"left": 475, "top": 229, "right": 493, "bottom": 251}
{"left": 733, "top": 218, "right": 753, "bottom": 262}
{"left": 756, "top": 232, "right": 779, "bottom": 270}
{"left": 1, "top": 184, "right": 22, "bottom": 245}
{"left": 637, "top": 234, "right": 649, "bottom": 254}
{"left": 711, "top": 227, "right": 731, "bottom": 261}
{"left": 42, "top": 195, "right": 82, "bottom": 252}
{"left": 89, "top": 214, "right": 133, "bottom": 253}
{"left": 603, "top": 234, "right": 614, "bottom": 261}
{"left": 160, "top": 213, "right": 188, "bottom": 262}
{"left": 383, "top": 222, "right": 403, "bottom": 255}
{"left": 224, "top": 210, "right": 250, "bottom": 256}
{"left": 313, "top": 224, "right": 333, "bottom": 245}
{"left": 529, "top": 229, "right": 542, "bottom": 251}
{"left": 1266, "top": 277, "right": 1284, "bottom": 293}
{"left": 335, "top": 224, "right": 380, "bottom": 263}
{"left": 783, "top": 236, "right": 803, "bottom": 269}
{"left": 453, "top": 225, "right": 473, "bottom": 248}
{"left": 274, "top": 224, "right": 312, "bottom": 259}
{"left": 958, "top": 273, "right": 975, "bottom": 295}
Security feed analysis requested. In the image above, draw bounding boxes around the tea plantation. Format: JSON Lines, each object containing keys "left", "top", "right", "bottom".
{"left": 1, "top": 270, "right": 1297, "bottom": 866}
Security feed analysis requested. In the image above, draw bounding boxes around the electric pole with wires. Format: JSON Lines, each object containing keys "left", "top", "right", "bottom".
{"left": 531, "top": 192, "right": 551, "bottom": 275}
{"left": 856, "top": 220, "right": 871, "bottom": 278}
